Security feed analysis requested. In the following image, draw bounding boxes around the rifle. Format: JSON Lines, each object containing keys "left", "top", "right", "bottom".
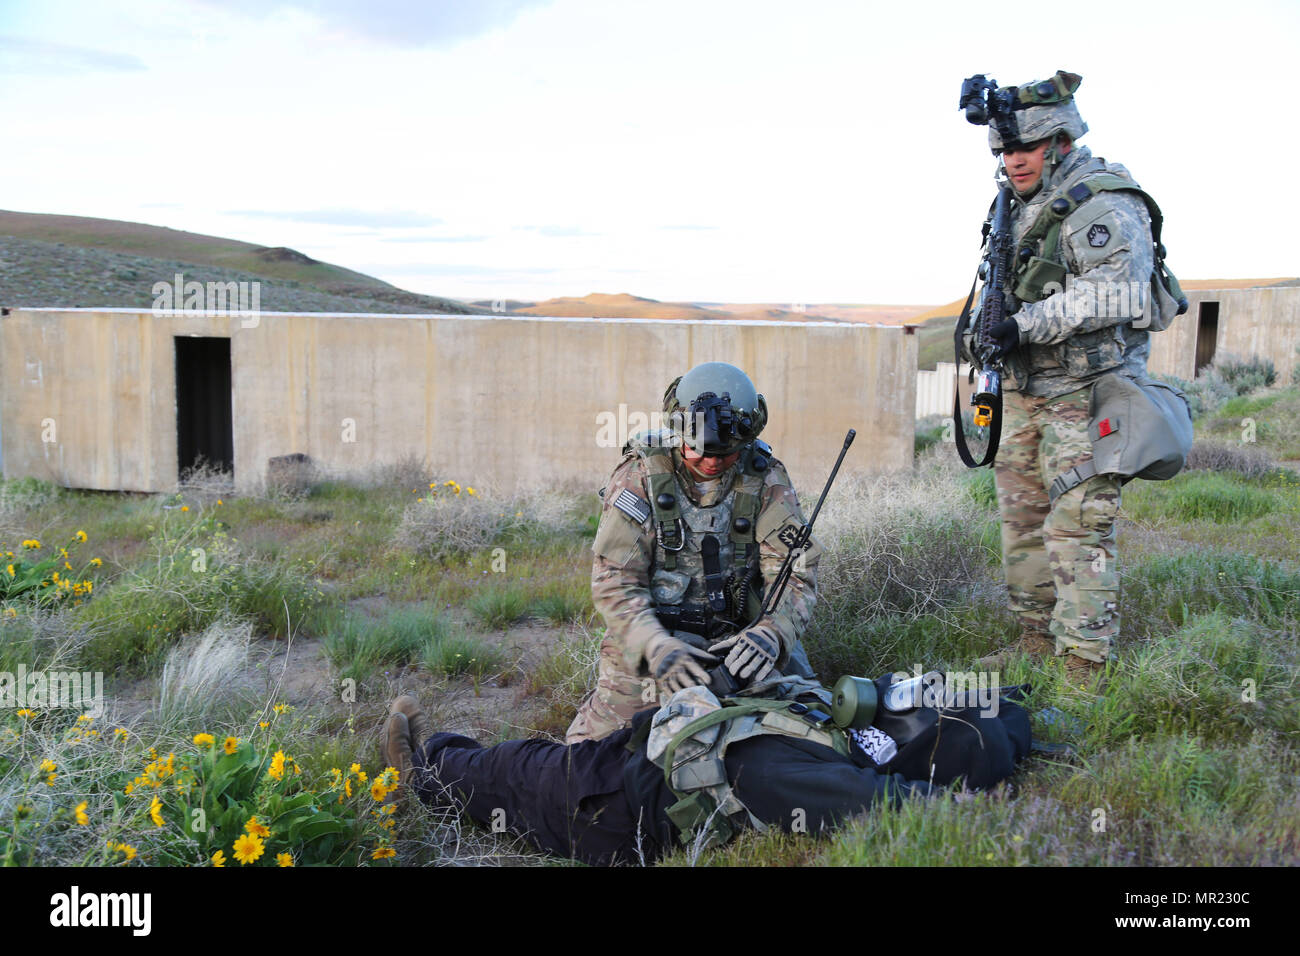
{"left": 707, "top": 428, "right": 856, "bottom": 697}
{"left": 953, "top": 185, "right": 1012, "bottom": 468}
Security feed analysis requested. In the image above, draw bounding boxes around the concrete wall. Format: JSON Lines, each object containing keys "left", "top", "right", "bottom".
{"left": 916, "top": 361, "right": 972, "bottom": 419}
{"left": 0, "top": 309, "right": 918, "bottom": 495}
{"left": 1148, "top": 287, "right": 1300, "bottom": 382}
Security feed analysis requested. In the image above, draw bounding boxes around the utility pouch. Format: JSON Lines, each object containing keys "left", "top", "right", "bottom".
{"left": 1056, "top": 327, "right": 1124, "bottom": 378}
{"left": 1013, "top": 256, "right": 1068, "bottom": 303}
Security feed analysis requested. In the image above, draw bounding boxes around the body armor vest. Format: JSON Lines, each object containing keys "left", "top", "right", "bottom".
{"left": 625, "top": 430, "right": 770, "bottom": 640}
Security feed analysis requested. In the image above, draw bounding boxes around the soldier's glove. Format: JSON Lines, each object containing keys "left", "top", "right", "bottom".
{"left": 645, "top": 634, "right": 718, "bottom": 695}
{"left": 708, "top": 626, "right": 780, "bottom": 683}
{"left": 989, "top": 319, "right": 1020, "bottom": 360}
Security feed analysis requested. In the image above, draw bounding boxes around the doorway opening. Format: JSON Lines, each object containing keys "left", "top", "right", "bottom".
{"left": 175, "top": 336, "right": 233, "bottom": 479}
{"left": 1195, "top": 301, "right": 1219, "bottom": 376}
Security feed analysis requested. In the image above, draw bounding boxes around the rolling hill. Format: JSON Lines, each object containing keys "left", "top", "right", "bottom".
{"left": 0, "top": 210, "right": 483, "bottom": 315}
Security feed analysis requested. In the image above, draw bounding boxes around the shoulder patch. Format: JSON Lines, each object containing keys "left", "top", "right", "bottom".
{"left": 1087, "top": 224, "right": 1110, "bottom": 248}
{"left": 611, "top": 488, "right": 651, "bottom": 525}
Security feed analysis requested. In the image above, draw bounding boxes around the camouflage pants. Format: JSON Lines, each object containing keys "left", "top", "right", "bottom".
{"left": 565, "top": 641, "right": 659, "bottom": 744}
{"left": 995, "top": 386, "right": 1122, "bottom": 663}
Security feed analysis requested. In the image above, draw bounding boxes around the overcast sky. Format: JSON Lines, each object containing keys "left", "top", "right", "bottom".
{"left": 3, "top": 0, "right": 1297, "bottom": 305}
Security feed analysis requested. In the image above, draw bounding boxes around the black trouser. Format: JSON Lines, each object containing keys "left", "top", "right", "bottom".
{"left": 413, "top": 730, "right": 664, "bottom": 866}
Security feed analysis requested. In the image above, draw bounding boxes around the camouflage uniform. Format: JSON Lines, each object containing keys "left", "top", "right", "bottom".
{"left": 566, "top": 434, "right": 821, "bottom": 743}
{"left": 994, "top": 143, "right": 1157, "bottom": 662}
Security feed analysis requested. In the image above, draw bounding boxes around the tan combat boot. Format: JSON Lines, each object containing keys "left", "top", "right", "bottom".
{"left": 1064, "top": 654, "right": 1107, "bottom": 690}
{"left": 381, "top": 709, "right": 413, "bottom": 808}
{"left": 390, "top": 695, "right": 430, "bottom": 750}
{"left": 976, "top": 627, "right": 1056, "bottom": 670}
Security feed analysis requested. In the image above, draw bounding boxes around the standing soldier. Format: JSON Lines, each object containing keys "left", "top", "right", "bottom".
{"left": 959, "top": 71, "right": 1180, "bottom": 684}
{"left": 566, "top": 362, "right": 822, "bottom": 743}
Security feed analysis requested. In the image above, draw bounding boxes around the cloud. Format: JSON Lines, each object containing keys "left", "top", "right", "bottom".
{"left": 0, "top": 36, "right": 147, "bottom": 74}
{"left": 379, "top": 235, "right": 490, "bottom": 243}
{"left": 518, "top": 224, "right": 602, "bottom": 238}
{"left": 226, "top": 208, "right": 444, "bottom": 227}
{"left": 361, "top": 263, "right": 560, "bottom": 277}
{"left": 659, "top": 224, "right": 719, "bottom": 231}
{"left": 197, "top": 0, "right": 552, "bottom": 48}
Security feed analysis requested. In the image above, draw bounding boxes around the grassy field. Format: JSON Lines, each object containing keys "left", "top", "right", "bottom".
{"left": 2, "top": 370, "right": 1297, "bottom": 867}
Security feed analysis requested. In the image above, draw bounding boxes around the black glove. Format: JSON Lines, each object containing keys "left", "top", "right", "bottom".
{"left": 646, "top": 634, "right": 718, "bottom": 695}
{"left": 989, "top": 319, "right": 1020, "bottom": 360}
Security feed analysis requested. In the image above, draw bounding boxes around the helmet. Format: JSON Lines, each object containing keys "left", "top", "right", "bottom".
{"left": 662, "top": 362, "right": 768, "bottom": 456}
{"left": 982, "top": 71, "right": 1088, "bottom": 154}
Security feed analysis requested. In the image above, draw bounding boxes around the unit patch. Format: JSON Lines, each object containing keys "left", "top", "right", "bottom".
{"left": 777, "top": 525, "right": 802, "bottom": 550}
{"left": 1087, "top": 224, "right": 1111, "bottom": 248}
{"left": 612, "top": 488, "right": 651, "bottom": 524}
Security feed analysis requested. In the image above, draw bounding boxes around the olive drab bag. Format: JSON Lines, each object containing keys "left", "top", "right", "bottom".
{"left": 1048, "top": 371, "right": 1195, "bottom": 504}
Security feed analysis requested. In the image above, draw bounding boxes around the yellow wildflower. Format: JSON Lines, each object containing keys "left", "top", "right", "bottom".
{"left": 193, "top": 733, "right": 215, "bottom": 748}
{"left": 371, "top": 846, "right": 397, "bottom": 860}
{"left": 259, "top": 721, "right": 269, "bottom": 729}
{"left": 350, "top": 762, "right": 362, "bottom": 775}
{"left": 76, "top": 530, "right": 88, "bottom": 542}
{"left": 5, "top": 564, "right": 13, "bottom": 577}
{"left": 223, "top": 736, "right": 238, "bottom": 755}
{"left": 149, "top": 796, "right": 165, "bottom": 827}
{"left": 114, "top": 727, "right": 129, "bottom": 741}
{"left": 217, "top": 499, "right": 223, "bottom": 506}
{"left": 181, "top": 505, "right": 190, "bottom": 512}
{"left": 232, "top": 833, "right": 264, "bottom": 865}
{"left": 329, "top": 767, "right": 343, "bottom": 787}
{"left": 276, "top": 852, "right": 294, "bottom": 868}
{"left": 268, "top": 751, "right": 286, "bottom": 781}
{"left": 117, "top": 843, "right": 138, "bottom": 862}
{"left": 370, "top": 779, "right": 386, "bottom": 801}
{"left": 273, "top": 703, "right": 290, "bottom": 715}
{"left": 3, "top": 607, "right": 16, "bottom": 618}
{"left": 76, "top": 714, "right": 93, "bottom": 724}
{"left": 90, "top": 558, "right": 103, "bottom": 567}
{"left": 16, "top": 708, "right": 34, "bottom": 718}
{"left": 212, "top": 850, "right": 226, "bottom": 867}
{"left": 39, "top": 758, "right": 56, "bottom": 774}
{"left": 75, "top": 802, "right": 89, "bottom": 825}
{"left": 244, "top": 815, "right": 271, "bottom": 838}
{"left": 22, "top": 539, "right": 39, "bottom": 549}
{"left": 344, "top": 778, "right": 352, "bottom": 798}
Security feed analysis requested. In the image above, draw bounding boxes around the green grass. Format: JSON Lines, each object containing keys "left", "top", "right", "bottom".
{"left": 3, "top": 366, "right": 1299, "bottom": 867}
{"left": 322, "top": 603, "right": 447, "bottom": 683}
{"left": 466, "top": 583, "right": 534, "bottom": 630}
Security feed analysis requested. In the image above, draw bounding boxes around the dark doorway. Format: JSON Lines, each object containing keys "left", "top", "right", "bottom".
{"left": 1195, "top": 301, "right": 1219, "bottom": 376}
{"left": 175, "top": 337, "right": 233, "bottom": 478}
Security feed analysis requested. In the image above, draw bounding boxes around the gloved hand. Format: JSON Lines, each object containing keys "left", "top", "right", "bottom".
{"left": 708, "top": 626, "right": 780, "bottom": 683}
{"left": 988, "top": 318, "right": 1020, "bottom": 360}
{"left": 645, "top": 634, "right": 718, "bottom": 695}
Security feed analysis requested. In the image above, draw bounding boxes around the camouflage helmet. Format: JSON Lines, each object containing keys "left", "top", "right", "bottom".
{"left": 986, "top": 71, "right": 1088, "bottom": 153}
{"left": 663, "top": 362, "right": 768, "bottom": 456}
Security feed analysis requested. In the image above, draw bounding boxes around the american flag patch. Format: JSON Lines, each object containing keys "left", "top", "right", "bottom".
{"left": 612, "top": 489, "right": 651, "bottom": 525}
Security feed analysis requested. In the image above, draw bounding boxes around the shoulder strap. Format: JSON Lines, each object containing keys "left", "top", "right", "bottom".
{"left": 661, "top": 699, "right": 847, "bottom": 793}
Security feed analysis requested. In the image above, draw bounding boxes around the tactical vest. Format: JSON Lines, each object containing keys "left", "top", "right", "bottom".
{"left": 625, "top": 430, "right": 772, "bottom": 638}
{"left": 1009, "top": 171, "right": 1187, "bottom": 332}
{"left": 642, "top": 685, "right": 850, "bottom": 849}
